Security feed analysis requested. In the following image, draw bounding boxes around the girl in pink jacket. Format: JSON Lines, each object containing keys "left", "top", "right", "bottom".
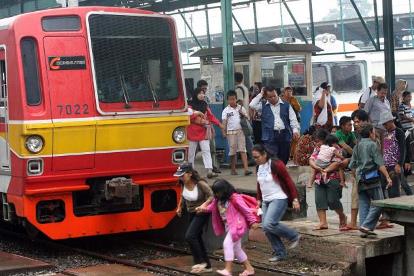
{"left": 197, "top": 179, "right": 259, "bottom": 276}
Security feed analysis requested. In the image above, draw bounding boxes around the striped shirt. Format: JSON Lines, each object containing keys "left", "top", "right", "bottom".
{"left": 398, "top": 103, "right": 414, "bottom": 131}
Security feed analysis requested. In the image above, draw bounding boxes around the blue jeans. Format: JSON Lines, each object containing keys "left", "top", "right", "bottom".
{"left": 262, "top": 198, "right": 299, "bottom": 258}
{"left": 359, "top": 186, "right": 384, "bottom": 230}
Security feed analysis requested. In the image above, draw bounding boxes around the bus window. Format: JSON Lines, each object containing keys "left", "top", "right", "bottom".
{"left": 312, "top": 64, "right": 328, "bottom": 87}
{"left": 88, "top": 14, "right": 179, "bottom": 109}
{"left": 21, "top": 38, "right": 42, "bottom": 106}
{"left": 331, "top": 63, "right": 363, "bottom": 93}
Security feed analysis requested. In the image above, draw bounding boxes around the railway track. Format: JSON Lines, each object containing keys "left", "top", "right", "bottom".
{"left": 0, "top": 226, "right": 301, "bottom": 275}
{"left": 0, "top": 226, "right": 194, "bottom": 275}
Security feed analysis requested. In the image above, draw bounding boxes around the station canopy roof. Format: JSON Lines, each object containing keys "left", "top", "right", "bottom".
{"left": 192, "top": 43, "right": 322, "bottom": 59}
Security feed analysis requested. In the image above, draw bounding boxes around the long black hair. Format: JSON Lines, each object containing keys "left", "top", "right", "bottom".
{"left": 190, "top": 87, "right": 208, "bottom": 113}
{"left": 211, "top": 179, "right": 236, "bottom": 203}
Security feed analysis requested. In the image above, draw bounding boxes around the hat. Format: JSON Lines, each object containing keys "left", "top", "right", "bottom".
{"left": 373, "top": 76, "right": 385, "bottom": 83}
{"left": 320, "top": 82, "right": 331, "bottom": 90}
{"left": 173, "top": 163, "right": 193, "bottom": 177}
{"left": 379, "top": 112, "right": 395, "bottom": 125}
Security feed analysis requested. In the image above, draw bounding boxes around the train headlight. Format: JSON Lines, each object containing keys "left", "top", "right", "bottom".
{"left": 172, "top": 127, "right": 186, "bottom": 144}
{"left": 25, "top": 135, "right": 44, "bottom": 153}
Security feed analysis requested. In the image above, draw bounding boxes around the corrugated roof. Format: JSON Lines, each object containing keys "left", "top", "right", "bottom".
{"left": 191, "top": 43, "right": 322, "bottom": 57}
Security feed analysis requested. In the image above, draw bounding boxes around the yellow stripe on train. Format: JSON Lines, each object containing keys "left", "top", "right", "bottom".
{"left": 6, "top": 115, "right": 189, "bottom": 157}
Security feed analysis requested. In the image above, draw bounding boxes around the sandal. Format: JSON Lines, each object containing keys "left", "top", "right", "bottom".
{"left": 216, "top": 269, "right": 232, "bottom": 276}
{"left": 376, "top": 222, "right": 394, "bottom": 229}
{"left": 313, "top": 225, "right": 328, "bottom": 231}
{"left": 239, "top": 269, "right": 255, "bottom": 276}
{"left": 339, "top": 225, "right": 354, "bottom": 231}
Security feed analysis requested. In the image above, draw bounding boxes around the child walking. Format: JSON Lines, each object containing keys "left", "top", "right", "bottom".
{"left": 196, "top": 179, "right": 259, "bottom": 276}
{"left": 221, "top": 90, "right": 252, "bottom": 176}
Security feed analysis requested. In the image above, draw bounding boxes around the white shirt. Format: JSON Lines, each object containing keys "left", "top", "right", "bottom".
{"left": 257, "top": 160, "right": 287, "bottom": 202}
{"left": 222, "top": 104, "right": 247, "bottom": 131}
{"left": 359, "top": 87, "right": 376, "bottom": 104}
{"left": 182, "top": 185, "right": 198, "bottom": 202}
{"left": 249, "top": 93, "right": 300, "bottom": 133}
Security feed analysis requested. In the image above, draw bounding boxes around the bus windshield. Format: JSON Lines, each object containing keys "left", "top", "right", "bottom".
{"left": 88, "top": 14, "right": 179, "bottom": 110}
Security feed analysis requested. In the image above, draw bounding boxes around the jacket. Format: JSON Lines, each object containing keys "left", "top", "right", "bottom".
{"left": 261, "top": 101, "right": 292, "bottom": 142}
{"left": 188, "top": 106, "right": 221, "bottom": 141}
{"left": 256, "top": 158, "right": 298, "bottom": 206}
{"left": 180, "top": 180, "right": 213, "bottom": 213}
{"left": 206, "top": 193, "right": 257, "bottom": 242}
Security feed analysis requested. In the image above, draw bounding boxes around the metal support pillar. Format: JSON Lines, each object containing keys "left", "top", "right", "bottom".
{"left": 205, "top": 5, "right": 211, "bottom": 48}
{"left": 253, "top": 2, "right": 259, "bottom": 43}
{"left": 373, "top": 0, "right": 380, "bottom": 49}
{"left": 179, "top": 10, "right": 203, "bottom": 49}
{"left": 339, "top": 0, "right": 346, "bottom": 53}
{"left": 221, "top": 0, "right": 234, "bottom": 97}
{"left": 282, "top": 0, "right": 308, "bottom": 44}
{"left": 232, "top": 13, "right": 250, "bottom": 44}
{"left": 308, "top": 0, "right": 315, "bottom": 45}
{"left": 350, "top": 0, "right": 379, "bottom": 50}
{"left": 382, "top": 0, "right": 395, "bottom": 92}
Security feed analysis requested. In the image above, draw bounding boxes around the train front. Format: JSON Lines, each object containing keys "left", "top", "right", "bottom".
{"left": 9, "top": 8, "right": 189, "bottom": 239}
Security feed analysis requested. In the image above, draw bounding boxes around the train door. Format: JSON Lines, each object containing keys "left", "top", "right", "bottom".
{"left": 0, "top": 48, "right": 9, "bottom": 171}
{"left": 44, "top": 37, "right": 96, "bottom": 171}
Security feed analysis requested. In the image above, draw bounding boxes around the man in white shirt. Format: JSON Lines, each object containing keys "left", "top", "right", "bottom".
{"left": 358, "top": 76, "right": 385, "bottom": 109}
{"left": 250, "top": 86, "right": 300, "bottom": 164}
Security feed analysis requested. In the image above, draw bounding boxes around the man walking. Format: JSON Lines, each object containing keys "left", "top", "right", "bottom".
{"left": 250, "top": 86, "right": 300, "bottom": 164}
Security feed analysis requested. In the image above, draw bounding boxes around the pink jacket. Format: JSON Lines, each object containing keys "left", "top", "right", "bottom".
{"left": 188, "top": 106, "right": 221, "bottom": 141}
{"left": 206, "top": 193, "right": 257, "bottom": 242}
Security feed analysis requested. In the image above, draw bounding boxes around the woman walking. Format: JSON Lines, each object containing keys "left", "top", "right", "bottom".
{"left": 252, "top": 144, "right": 301, "bottom": 262}
{"left": 175, "top": 163, "right": 214, "bottom": 273}
{"left": 188, "top": 87, "right": 223, "bottom": 178}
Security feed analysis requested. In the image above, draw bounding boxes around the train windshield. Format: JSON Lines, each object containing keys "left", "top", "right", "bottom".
{"left": 88, "top": 14, "right": 180, "bottom": 112}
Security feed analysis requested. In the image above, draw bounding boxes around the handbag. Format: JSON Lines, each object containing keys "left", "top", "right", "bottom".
{"left": 360, "top": 168, "right": 381, "bottom": 185}
{"left": 355, "top": 144, "right": 380, "bottom": 185}
{"left": 238, "top": 107, "right": 253, "bottom": 137}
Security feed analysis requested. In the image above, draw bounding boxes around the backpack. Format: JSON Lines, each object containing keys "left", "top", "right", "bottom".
{"left": 237, "top": 193, "right": 261, "bottom": 223}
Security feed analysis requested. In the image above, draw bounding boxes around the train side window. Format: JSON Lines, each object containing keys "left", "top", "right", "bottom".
{"left": 0, "top": 60, "right": 6, "bottom": 109}
{"left": 331, "top": 63, "right": 363, "bottom": 93}
{"left": 312, "top": 64, "right": 329, "bottom": 87}
{"left": 21, "top": 38, "right": 42, "bottom": 106}
{"left": 42, "top": 16, "right": 81, "bottom": 32}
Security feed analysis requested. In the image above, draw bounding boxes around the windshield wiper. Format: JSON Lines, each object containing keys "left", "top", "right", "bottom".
{"left": 147, "top": 74, "right": 159, "bottom": 108}
{"left": 119, "top": 75, "right": 131, "bottom": 109}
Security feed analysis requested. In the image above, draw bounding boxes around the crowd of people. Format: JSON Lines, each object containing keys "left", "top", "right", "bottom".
{"left": 178, "top": 73, "right": 413, "bottom": 274}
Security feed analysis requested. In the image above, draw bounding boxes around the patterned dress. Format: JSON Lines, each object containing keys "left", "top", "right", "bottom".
{"left": 293, "top": 134, "right": 316, "bottom": 166}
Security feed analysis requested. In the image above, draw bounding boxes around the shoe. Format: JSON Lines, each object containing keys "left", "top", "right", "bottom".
{"left": 268, "top": 256, "right": 286, "bottom": 262}
{"left": 212, "top": 167, "right": 221, "bottom": 174}
{"left": 289, "top": 235, "right": 300, "bottom": 249}
{"left": 207, "top": 171, "right": 218, "bottom": 179}
{"left": 191, "top": 263, "right": 207, "bottom": 270}
{"left": 191, "top": 267, "right": 213, "bottom": 273}
{"left": 244, "top": 170, "right": 253, "bottom": 176}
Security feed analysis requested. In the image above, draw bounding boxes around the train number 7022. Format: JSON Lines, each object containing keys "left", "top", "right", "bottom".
{"left": 57, "top": 104, "right": 89, "bottom": 115}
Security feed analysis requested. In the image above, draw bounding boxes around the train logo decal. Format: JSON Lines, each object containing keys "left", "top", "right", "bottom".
{"left": 48, "top": 56, "right": 86, "bottom": 70}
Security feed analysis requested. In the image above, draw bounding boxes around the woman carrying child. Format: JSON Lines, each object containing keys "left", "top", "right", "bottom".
{"left": 175, "top": 163, "right": 214, "bottom": 274}
{"left": 196, "top": 179, "right": 259, "bottom": 276}
{"left": 251, "top": 144, "right": 301, "bottom": 262}
{"left": 309, "top": 130, "right": 348, "bottom": 230}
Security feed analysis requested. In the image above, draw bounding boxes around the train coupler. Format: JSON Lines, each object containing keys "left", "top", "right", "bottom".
{"left": 104, "top": 177, "right": 139, "bottom": 204}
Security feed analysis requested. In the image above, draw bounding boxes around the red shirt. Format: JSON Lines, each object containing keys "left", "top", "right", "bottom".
{"left": 187, "top": 106, "right": 221, "bottom": 141}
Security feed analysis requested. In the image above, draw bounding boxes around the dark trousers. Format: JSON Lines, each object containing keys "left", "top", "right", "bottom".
{"left": 401, "top": 173, "right": 413, "bottom": 195}
{"left": 185, "top": 213, "right": 211, "bottom": 267}
{"left": 263, "top": 130, "right": 291, "bottom": 164}
{"left": 252, "top": 120, "right": 262, "bottom": 145}
{"left": 381, "top": 166, "right": 401, "bottom": 198}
